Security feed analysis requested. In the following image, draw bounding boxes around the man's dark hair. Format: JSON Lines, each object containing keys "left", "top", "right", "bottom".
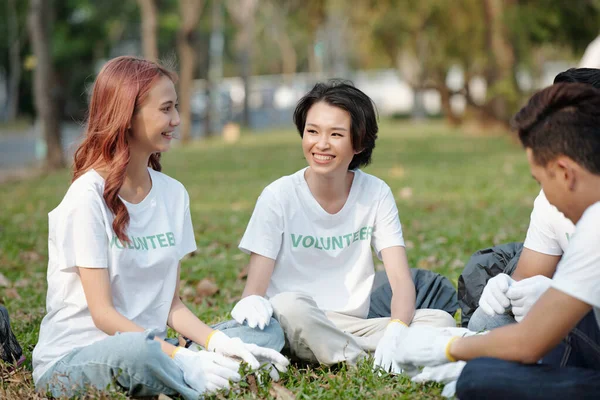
{"left": 554, "top": 68, "right": 600, "bottom": 88}
{"left": 293, "top": 80, "right": 378, "bottom": 170}
{"left": 512, "top": 82, "right": 600, "bottom": 174}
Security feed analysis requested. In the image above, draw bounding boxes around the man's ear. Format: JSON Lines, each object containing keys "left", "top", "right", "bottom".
{"left": 556, "top": 157, "right": 577, "bottom": 191}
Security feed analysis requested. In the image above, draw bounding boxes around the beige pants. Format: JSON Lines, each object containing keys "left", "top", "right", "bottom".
{"left": 270, "top": 291, "right": 456, "bottom": 365}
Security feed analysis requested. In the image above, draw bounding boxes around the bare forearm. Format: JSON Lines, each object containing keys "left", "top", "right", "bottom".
{"left": 449, "top": 325, "right": 540, "bottom": 363}
{"left": 381, "top": 246, "right": 415, "bottom": 324}
{"left": 241, "top": 277, "right": 269, "bottom": 297}
{"left": 390, "top": 281, "right": 416, "bottom": 324}
{"left": 241, "top": 254, "right": 276, "bottom": 297}
{"left": 93, "top": 307, "right": 145, "bottom": 335}
{"left": 511, "top": 248, "right": 560, "bottom": 281}
{"left": 92, "top": 307, "right": 176, "bottom": 356}
{"left": 168, "top": 298, "right": 214, "bottom": 346}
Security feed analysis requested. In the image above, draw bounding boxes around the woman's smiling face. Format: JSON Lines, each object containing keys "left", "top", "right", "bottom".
{"left": 301, "top": 101, "right": 358, "bottom": 175}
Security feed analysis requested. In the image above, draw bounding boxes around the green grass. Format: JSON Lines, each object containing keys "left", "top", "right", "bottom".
{"left": 0, "top": 120, "right": 538, "bottom": 399}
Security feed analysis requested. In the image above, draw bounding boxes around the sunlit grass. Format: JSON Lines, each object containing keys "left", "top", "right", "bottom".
{"left": 0, "top": 120, "right": 537, "bottom": 399}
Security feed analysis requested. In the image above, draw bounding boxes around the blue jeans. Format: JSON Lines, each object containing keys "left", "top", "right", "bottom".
{"left": 467, "top": 306, "right": 516, "bottom": 331}
{"left": 456, "top": 311, "right": 600, "bottom": 399}
{"left": 36, "top": 319, "right": 284, "bottom": 399}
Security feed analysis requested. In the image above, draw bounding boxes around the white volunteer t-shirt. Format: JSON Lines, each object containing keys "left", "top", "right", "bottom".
{"left": 32, "top": 168, "right": 197, "bottom": 383}
{"left": 551, "top": 202, "right": 600, "bottom": 329}
{"left": 523, "top": 190, "right": 575, "bottom": 255}
{"left": 239, "top": 168, "right": 405, "bottom": 318}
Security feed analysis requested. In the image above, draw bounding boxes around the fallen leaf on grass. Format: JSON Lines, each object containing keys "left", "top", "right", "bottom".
{"left": 232, "top": 253, "right": 245, "bottom": 261}
{"left": 0, "top": 273, "right": 10, "bottom": 287}
{"left": 417, "top": 255, "right": 438, "bottom": 270}
{"left": 435, "top": 237, "right": 448, "bottom": 244}
{"left": 398, "top": 187, "right": 413, "bottom": 199}
{"left": 237, "top": 266, "right": 248, "bottom": 280}
{"left": 181, "top": 285, "right": 195, "bottom": 300}
{"left": 389, "top": 166, "right": 405, "bottom": 178}
{"left": 13, "top": 279, "right": 30, "bottom": 288}
{"left": 247, "top": 374, "right": 258, "bottom": 394}
{"left": 3, "top": 288, "right": 20, "bottom": 300}
{"left": 195, "top": 278, "right": 219, "bottom": 298}
{"left": 20, "top": 251, "right": 42, "bottom": 262}
{"left": 269, "top": 382, "right": 296, "bottom": 400}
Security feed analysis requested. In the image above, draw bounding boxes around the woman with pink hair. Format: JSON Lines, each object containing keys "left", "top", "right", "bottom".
{"left": 32, "top": 56, "right": 287, "bottom": 399}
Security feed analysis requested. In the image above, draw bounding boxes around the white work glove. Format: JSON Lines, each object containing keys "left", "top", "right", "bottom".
{"left": 411, "top": 361, "right": 466, "bottom": 384}
{"left": 438, "top": 327, "right": 482, "bottom": 337}
{"left": 442, "top": 381, "right": 458, "bottom": 398}
{"left": 207, "top": 331, "right": 289, "bottom": 375}
{"left": 242, "top": 342, "right": 290, "bottom": 381}
{"left": 412, "top": 361, "right": 466, "bottom": 399}
{"left": 478, "top": 273, "right": 515, "bottom": 316}
{"left": 231, "top": 295, "right": 273, "bottom": 330}
{"left": 506, "top": 275, "right": 552, "bottom": 322}
{"left": 373, "top": 320, "right": 409, "bottom": 374}
{"left": 394, "top": 326, "right": 458, "bottom": 369}
{"left": 172, "top": 347, "right": 241, "bottom": 394}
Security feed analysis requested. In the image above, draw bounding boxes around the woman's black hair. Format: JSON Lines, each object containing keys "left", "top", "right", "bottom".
{"left": 293, "top": 80, "right": 379, "bottom": 170}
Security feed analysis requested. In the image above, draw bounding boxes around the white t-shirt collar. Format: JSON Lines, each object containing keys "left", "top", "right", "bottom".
{"left": 296, "top": 167, "right": 362, "bottom": 220}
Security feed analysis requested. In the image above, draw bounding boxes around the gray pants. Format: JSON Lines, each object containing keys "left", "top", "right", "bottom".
{"left": 468, "top": 307, "right": 516, "bottom": 331}
{"left": 270, "top": 291, "right": 456, "bottom": 365}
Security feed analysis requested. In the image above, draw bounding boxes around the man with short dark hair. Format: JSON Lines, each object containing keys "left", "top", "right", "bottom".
{"left": 394, "top": 82, "right": 600, "bottom": 399}
{"left": 461, "top": 68, "right": 600, "bottom": 332}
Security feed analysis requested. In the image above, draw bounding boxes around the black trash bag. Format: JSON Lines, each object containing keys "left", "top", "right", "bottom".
{"left": 0, "top": 305, "right": 23, "bottom": 365}
{"left": 369, "top": 268, "right": 459, "bottom": 319}
{"left": 457, "top": 242, "right": 523, "bottom": 327}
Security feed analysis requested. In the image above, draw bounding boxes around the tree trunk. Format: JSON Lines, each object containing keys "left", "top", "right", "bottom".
{"left": 276, "top": 32, "right": 296, "bottom": 78}
{"left": 263, "top": 3, "right": 296, "bottom": 79}
{"left": 438, "top": 85, "right": 461, "bottom": 126}
{"left": 28, "top": 0, "right": 64, "bottom": 169}
{"left": 7, "top": 0, "right": 21, "bottom": 121}
{"left": 177, "top": 0, "right": 203, "bottom": 143}
{"left": 137, "top": 0, "right": 159, "bottom": 62}
{"left": 226, "top": 0, "right": 258, "bottom": 128}
{"left": 206, "top": 0, "right": 224, "bottom": 137}
{"left": 240, "top": 29, "right": 253, "bottom": 128}
{"left": 482, "top": 0, "right": 517, "bottom": 124}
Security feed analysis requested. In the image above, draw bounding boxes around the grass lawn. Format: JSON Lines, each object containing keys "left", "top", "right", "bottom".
{"left": 0, "top": 120, "right": 538, "bottom": 399}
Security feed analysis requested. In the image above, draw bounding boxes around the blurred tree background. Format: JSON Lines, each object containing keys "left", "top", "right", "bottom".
{"left": 1, "top": 0, "right": 600, "bottom": 170}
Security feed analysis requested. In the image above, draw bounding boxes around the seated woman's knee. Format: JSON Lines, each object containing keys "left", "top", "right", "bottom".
{"left": 109, "top": 331, "right": 162, "bottom": 366}
{"left": 270, "top": 292, "right": 317, "bottom": 324}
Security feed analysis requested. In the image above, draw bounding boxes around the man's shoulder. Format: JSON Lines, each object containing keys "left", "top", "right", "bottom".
{"left": 577, "top": 202, "right": 600, "bottom": 234}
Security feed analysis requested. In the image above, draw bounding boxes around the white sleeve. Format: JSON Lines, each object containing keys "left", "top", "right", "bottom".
{"left": 523, "top": 192, "right": 563, "bottom": 256}
{"left": 371, "top": 184, "right": 405, "bottom": 259}
{"left": 178, "top": 190, "right": 197, "bottom": 260}
{"left": 55, "top": 189, "right": 108, "bottom": 271}
{"left": 551, "top": 204, "right": 600, "bottom": 308}
{"left": 238, "top": 188, "right": 283, "bottom": 260}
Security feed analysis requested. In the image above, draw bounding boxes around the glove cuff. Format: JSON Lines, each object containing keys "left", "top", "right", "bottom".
{"left": 205, "top": 330, "right": 221, "bottom": 350}
{"left": 444, "top": 336, "right": 460, "bottom": 362}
